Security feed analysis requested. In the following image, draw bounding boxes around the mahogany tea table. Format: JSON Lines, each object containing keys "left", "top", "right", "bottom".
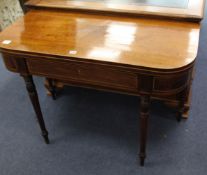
{"left": 0, "top": 0, "right": 204, "bottom": 165}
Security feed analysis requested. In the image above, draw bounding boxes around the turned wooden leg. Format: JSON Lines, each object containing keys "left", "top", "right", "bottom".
{"left": 46, "top": 78, "right": 57, "bottom": 100}
{"left": 22, "top": 75, "right": 49, "bottom": 144}
{"left": 177, "top": 86, "right": 190, "bottom": 122}
{"left": 139, "top": 95, "right": 150, "bottom": 166}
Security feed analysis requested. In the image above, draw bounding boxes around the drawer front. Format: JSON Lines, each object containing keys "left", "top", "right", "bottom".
{"left": 27, "top": 58, "right": 138, "bottom": 92}
{"left": 1, "top": 53, "right": 18, "bottom": 72}
{"left": 153, "top": 71, "right": 191, "bottom": 93}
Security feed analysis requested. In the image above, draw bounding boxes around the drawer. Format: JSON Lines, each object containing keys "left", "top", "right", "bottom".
{"left": 1, "top": 53, "right": 18, "bottom": 72}
{"left": 153, "top": 71, "right": 191, "bottom": 93}
{"left": 27, "top": 58, "right": 138, "bottom": 92}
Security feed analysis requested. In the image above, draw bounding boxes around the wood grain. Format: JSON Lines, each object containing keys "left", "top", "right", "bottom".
{"left": 0, "top": 10, "right": 200, "bottom": 70}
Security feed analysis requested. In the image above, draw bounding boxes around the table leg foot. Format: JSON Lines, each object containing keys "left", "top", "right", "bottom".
{"left": 139, "top": 154, "right": 145, "bottom": 166}
{"left": 47, "top": 78, "right": 57, "bottom": 100}
{"left": 42, "top": 131, "right": 50, "bottom": 144}
{"left": 177, "top": 86, "right": 190, "bottom": 122}
{"left": 176, "top": 112, "right": 182, "bottom": 122}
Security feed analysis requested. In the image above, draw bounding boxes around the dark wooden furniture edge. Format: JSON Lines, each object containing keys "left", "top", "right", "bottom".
{"left": 24, "top": 4, "right": 204, "bottom": 23}
{"left": 0, "top": 48, "right": 195, "bottom": 74}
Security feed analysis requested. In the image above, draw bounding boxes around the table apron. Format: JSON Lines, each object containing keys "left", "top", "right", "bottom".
{"left": 2, "top": 53, "right": 193, "bottom": 96}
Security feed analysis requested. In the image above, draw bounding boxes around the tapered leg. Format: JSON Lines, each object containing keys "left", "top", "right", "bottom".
{"left": 22, "top": 75, "right": 49, "bottom": 144}
{"left": 47, "top": 78, "right": 57, "bottom": 100}
{"left": 139, "top": 95, "right": 150, "bottom": 166}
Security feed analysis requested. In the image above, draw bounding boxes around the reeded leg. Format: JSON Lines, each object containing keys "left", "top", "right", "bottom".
{"left": 47, "top": 78, "right": 57, "bottom": 100}
{"left": 139, "top": 95, "right": 150, "bottom": 166}
{"left": 22, "top": 75, "right": 49, "bottom": 144}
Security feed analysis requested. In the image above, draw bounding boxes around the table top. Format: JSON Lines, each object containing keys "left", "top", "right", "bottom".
{"left": 26, "top": 0, "right": 205, "bottom": 21}
{"left": 0, "top": 10, "right": 200, "bottom": 70}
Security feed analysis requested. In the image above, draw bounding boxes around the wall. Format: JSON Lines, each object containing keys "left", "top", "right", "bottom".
{"left": 0, "top": 0, "right": 23, "bottom": 31}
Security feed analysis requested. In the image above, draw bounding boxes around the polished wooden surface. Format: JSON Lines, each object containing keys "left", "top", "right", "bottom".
{"left": 0, "top": 10, "right": 200, "bottom": 70}
{"left": 26, "top": 0, "right": 205, "bottom": 21}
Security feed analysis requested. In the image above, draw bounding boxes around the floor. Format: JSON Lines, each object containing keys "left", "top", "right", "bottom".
{"left": 0, "top": 7, "right": 207, "bottom": 175}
